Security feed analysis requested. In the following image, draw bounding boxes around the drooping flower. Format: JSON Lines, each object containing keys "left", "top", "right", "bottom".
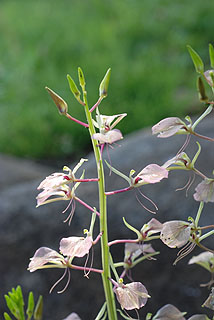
{"left": 193, "top": 179, "right": 214, "bottom": 203}
{"left": 160, "top": 220, "right": 191, "bottom": 248}
{"left": 62, "top": 313, "right": 82, "bottom": 320}
{"left": 28, "top": 247, "right": 67, "bottom": 272}
{"left": 140, "top": 218, "right": 163, "bottom": 237}
{"left": 152, "top": 117, "right": 187, "bottom": 138}
{"left": 152, "top": 304, "right": 186, "bottom": 319}
{"left": 115, "top": 281, "right": 150, "bottom": 310}
{"left": 93, "top": 129, "right": 123, "bottom": 145}
{"left": 189, "top": 252, "right": 214, "bottom": 288}
{"left": 162, "top": 152, "right": 191, "bottom": 169}
{"left": 60, "top": 234, "right": 93, "bottom": 258}
{"left": 133, "top": 164, "right": 168, "bottom": 186}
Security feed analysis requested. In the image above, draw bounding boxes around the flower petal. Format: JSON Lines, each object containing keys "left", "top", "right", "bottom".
{"left": 93, "top": 129, "right": 123, "bottom": 144}
{"left": 60, "top": 235, "right": 93, "bottom": 258}
{"left": 153, "top": 304, "right": 186, "bottom": 319}
{"left": 160, "top": 221, "right": 191, "bottom": 248}
{"left": 193, "top": 179, "right": 214, "bottom": 203}
{"left": 28, "top": 247, "right": 64, "bottom": 272}
{"left": 137, "top": 164, "right": 168, "bottom": 184}
{"left": 152, "top": 117, "right": 185, "bottom": 138}
{"left": 115, "top": 282, "right": 149, "bottom": 310}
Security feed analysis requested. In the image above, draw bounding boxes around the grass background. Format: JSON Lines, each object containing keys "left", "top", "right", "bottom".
{"left": 0, "top": 0, "right": 214, "bottom": 160}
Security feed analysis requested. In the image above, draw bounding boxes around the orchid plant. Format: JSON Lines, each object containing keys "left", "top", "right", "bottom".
{"left": 27, "top": 45, "right": 214, "bottom": 319}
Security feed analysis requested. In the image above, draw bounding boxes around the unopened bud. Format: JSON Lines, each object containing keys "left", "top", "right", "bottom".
{"left": 99, "top": 68, "right": 111, "bottom": 98}
{"left": 45, "top": 87, "right": 68, "bottom": 115}
{"left": 197, "top": 76, "right": 208, "bottom": 102}
{"left": 187, "top": 45, "right": 204, "bottom": 74}
{"left": 67, "top": 74, "right": 81, "bottom": 101}
{"left": 209, "top": 43, "right": 214, "bottom": 68}
{"left": 78, "top": 67, "right": 86, "bottom": 89}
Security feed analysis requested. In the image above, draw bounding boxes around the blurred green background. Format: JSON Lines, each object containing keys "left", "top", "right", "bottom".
{"left": 0, "top": 0, "right": 213, "bottom": 161}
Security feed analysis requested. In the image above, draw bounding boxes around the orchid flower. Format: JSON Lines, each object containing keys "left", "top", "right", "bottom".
{"left": 194, "top": 178, "right": 214, "bottom": 203}
{"left": 152, "top": 117, "right": 187, "bottom": 138}
{"left": 152, "top": 304, "right": 186, "bottom": 319}
{"left": 189, "top": 252, "right": 214, "bottom": 288}
{"left": 92, "top": 109, "right": 127, "bottom": 146}
{"left": 113, "top": 279, "right": 150, "bottom": 310}
{"left": 36, "top": 159, "right": 99, "bottom": 223}
{"left": 160, "top": 220, "right": 191, "bottom": 249}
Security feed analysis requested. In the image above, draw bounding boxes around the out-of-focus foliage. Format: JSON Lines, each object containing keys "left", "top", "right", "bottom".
{"left": 0, "top": 0, "right": 213, "bottom": 159}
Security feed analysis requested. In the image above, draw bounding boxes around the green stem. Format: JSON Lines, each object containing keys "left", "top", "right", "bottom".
{"left": 195, "top": 201, "right": 204, "bottom": 227}
{"left": 83, "top": 89, "right": 117, "bottom": 319}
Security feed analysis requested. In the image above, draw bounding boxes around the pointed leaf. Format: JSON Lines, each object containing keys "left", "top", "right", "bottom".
{"left": 78, "top": 67, "right": 86, "bottom": 89}
{"left": 45, "top": 87, "right": 68, "bottom": 115}
{"left": 4, "top": 313, "right": 13, "bottom": 320}
{"left": 34, "top": 295, "right": 43, "bottom": 320}
{"left": 26, "top": 292, "right": 35, "bottom": 320}
{"left": 187, "top": 45, "right": 204, "bottom": 73}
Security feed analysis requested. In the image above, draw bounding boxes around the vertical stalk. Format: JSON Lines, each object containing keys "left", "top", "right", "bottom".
{"left": 82, "top": 89, "right": 117, "bottom": 319}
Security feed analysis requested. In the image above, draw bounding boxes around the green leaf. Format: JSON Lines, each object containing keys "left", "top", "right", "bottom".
{"left": 187, "top": 45, "right": 204, "bottom": 73}
{"left": 4, "top": 295, "right": 18, "bottom": 318}
{"left": 95, "top": 302, "right": 107, "bottom": 320}
{"left": 67, "top": 74, "right": 81, "bottom": 100}
{"left": 105, "top": 160, "right": 131, "bottom": 185}
{"left": 209, "top": 43, "right": 214, "bottom": 68}
{"left": 34, "top": 295, "right": 43, "bottom": 320}
{"left": 26, "top": 292, "right": 35, "bottom": 320}
{"left": 99, "top": 68, "right": 111, "bottom": 98}
{"left": 4, "top": 313, "right": 13, "bottom": 320}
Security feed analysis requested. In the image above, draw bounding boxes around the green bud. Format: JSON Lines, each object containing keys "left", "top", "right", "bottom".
{"left": 187, "top": 45, "right": 204, "bottom": 73}
{"left": 197, "top": 76, "right": 208, "bottom": 102}
{"left": 45, "top": 87, "right": 68, "bottom": 115}
{"left": 67, "top": 74, "right": 81, "bottom": 101}
{"left": 26, "top": 292, "right": 35, "bottom": 320}
{"left": 34, "top": 295, "right": 43, "bottom": 320}
{"left": 78, "top": 67, "right": 86, "bottom": 89}
{"left": 209, "top": 43, "right": 214, "bottom": 68}
{"left": 99, "top": 68, "right": 111, "bottom": 98}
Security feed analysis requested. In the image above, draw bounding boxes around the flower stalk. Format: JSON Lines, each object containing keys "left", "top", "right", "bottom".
{"left": 81, "top": 73, "right": 117, "bottom": 319}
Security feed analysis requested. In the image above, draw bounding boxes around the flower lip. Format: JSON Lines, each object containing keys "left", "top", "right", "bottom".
{"left": 152, "top": 117, "right": 186, "bottom": 138}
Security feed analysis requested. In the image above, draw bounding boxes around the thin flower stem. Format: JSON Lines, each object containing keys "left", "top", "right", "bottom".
{"left": 66, "top": 112, "right": 89, "bottom": 128}
{"left": 114, "top": 262, "right": 125, "bottom": 268}
{"left": 192, "top": 168, "right": 208, "bottom": 180}
{"left": 75, "top": 178, "right": 99, "bottom": 182}
{"left": 89, "top": 96, "right": 103, "bottom": 112}
{"left": 131, "top": 252, "right": 160, "bottom": 268}
{"left": 191, "top": 131, "right": 214, "bottom": 142}
{"left": 108, "top": 239, "right": 139, "bottom": 247}
{"left": 199, "top": 230, "right": 214, "bottom": 242}
{"left": 109, "top": 253, "right": 120, "bottom": 282}
{"left": 195, "top": 201, "right": 204, "bottom": 227}
{"left": 75, "top": 196, "right": 100, "bottom": 217}
{"left": 83, "top": 87, "right": 117, "bottom": 319}
{"left": 71, "top": 264, "right": 103, "bottom": 274}
{"left": 105, "top": 186, "right": 132, "bottom": 196}
{"left": 191, "top": 105, "right": 213, "bottom": 130}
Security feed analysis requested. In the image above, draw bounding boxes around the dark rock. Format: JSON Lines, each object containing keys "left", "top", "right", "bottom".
{"left": 1, "top": 117, "right": 214, "bottom": 319}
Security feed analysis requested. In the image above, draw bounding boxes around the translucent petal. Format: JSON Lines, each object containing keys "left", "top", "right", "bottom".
{"left": 160, "top": 221, "right": 191, "bottom": 248}
{"left": 60, "top": 235, "right": 93, "bottom": 258}
{"left": 137, "top": 164, "right": 168, "bottom": 183}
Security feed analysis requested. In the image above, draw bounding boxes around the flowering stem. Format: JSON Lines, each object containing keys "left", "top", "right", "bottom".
{"left": 83, "top": 86, "right": 117, "bottom": 319}
{"left": 75, "top": 178, "right": 99, "bottom": 182}
{"left": 89, "top": 96, "right": 103, "bottom": 112}
{"left": 198, "top": 230, "right": 214, "bottom": 242}
{"left": 191, "top": 131, "right": 214, "bottom": 142}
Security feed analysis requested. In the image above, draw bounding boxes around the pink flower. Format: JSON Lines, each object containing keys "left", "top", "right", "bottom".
{"left": 153, "top": 304, "right": 186, "bottom": 319}
{"left": 115, "top": 281, "right": 150, "bottom": 310}
{"left": 141, "top": 218, "right": 163, "bottom": 237}
{"left": 59, "top": 234, "right": 93, "bottom": 258}
{"left": 28, "top": 247, "right": 66, "bottom": 272}
{"left": 133, "top": 164, "right": 168, "bottom": 186}
{"left": 93, "top": 129, "right": 123, "bottom": 144}
{"left": 152, "top": 117, "right": 186, "bottom": 138}
{"left": 160, "top": 220, "right": 191, "bottom": 248}
{"left": 193, "top": 179, "right": 214, "bottom": 203}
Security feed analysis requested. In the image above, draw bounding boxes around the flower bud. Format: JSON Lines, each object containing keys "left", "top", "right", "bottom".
{"left": 67, "top": 74, "right": 81, "bottom": 101}
{"left": 78, "top": 67, "right": 86, "bottom": 89}
{"left": 45, "top": 87, "right": 68, "bottom": 115}
{"left": 197, "top": 76, "right": 208, "bottom": 102}
{"left": 187, "top": 45, "right": 204, "bottom": 74}
{"left": 209, "top": 43, "right": 214, "bottom": 68}
{"left": 99, "top": 68, "right": 111, "bottom": 98}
